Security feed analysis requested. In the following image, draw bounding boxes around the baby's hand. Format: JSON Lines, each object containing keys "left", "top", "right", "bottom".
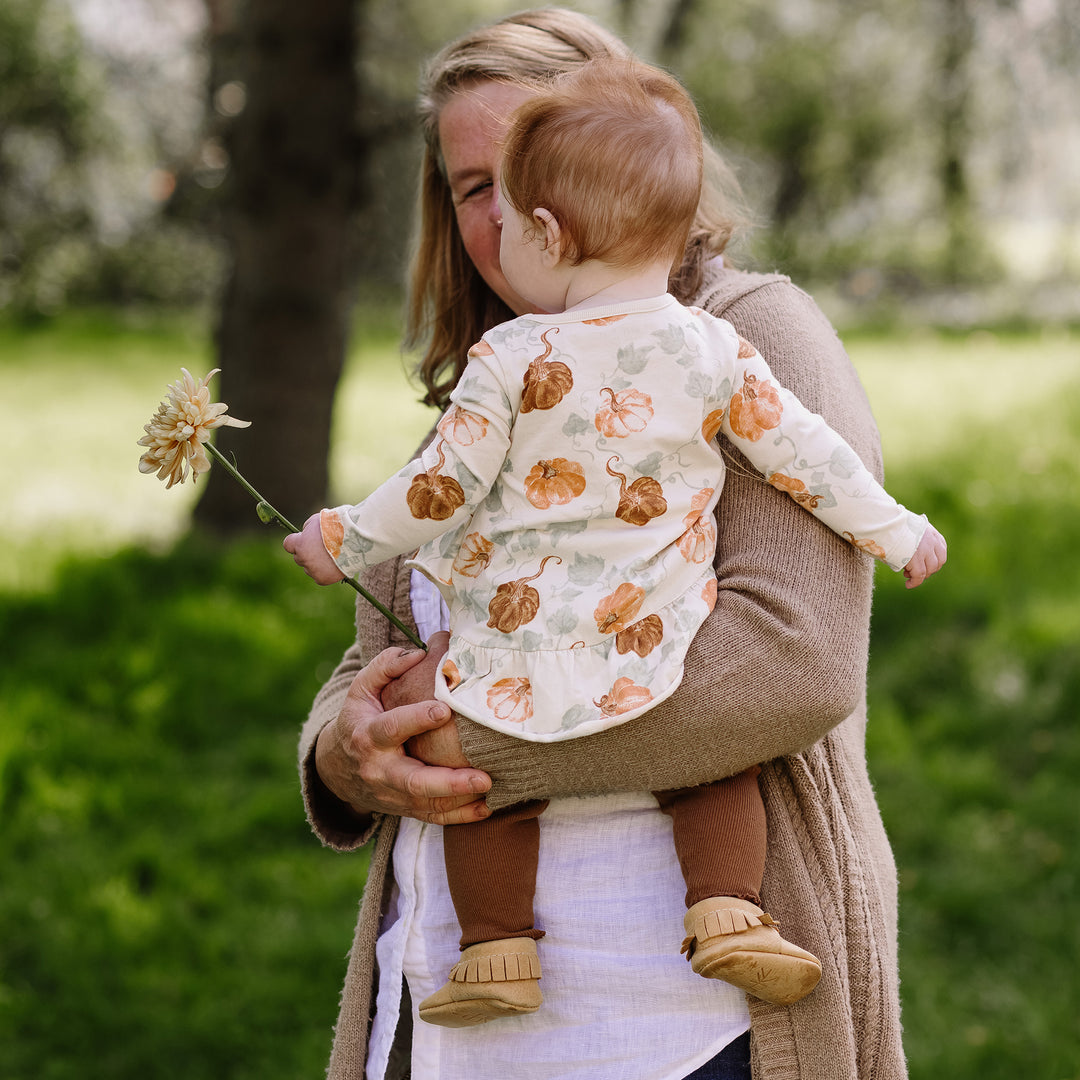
{"left": 283, "top": 512, "right": 346, "bottom": 585}
{"left": 903, "top": 524, "right": 947, "bottom": 589}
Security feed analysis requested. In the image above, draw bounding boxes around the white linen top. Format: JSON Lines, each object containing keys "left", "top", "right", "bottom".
{"left": 362, "top": 580, "right": 751, "bottom": 1080}
{"left": 325, "top": 295, "right": 926, "bottom": 744}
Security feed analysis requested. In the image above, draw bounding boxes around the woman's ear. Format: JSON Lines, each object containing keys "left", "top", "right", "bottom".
{"left": 533, "top": 208, "right": 563, "bottom": 268}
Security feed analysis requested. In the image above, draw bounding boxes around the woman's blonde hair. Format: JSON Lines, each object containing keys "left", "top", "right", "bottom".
{"left": 501, "top": 59, "right": 703, "bottom": 271}
{"left": 406, "top": 7, "right": 747, "bottom": 408}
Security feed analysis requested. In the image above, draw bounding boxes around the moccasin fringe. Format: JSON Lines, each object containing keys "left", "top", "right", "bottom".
{"left": 681, "top": 907, "right": 779, "bottom": 961}
{"left": 449, "top": 951, "right": 543, "bottom": 984}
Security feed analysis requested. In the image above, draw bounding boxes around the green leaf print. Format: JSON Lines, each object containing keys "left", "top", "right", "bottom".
{"left": 561, "top": 703, "right": 597, "bottom": 729}
{"left": 633, "top": 451, "right": 664, "bottom": 477}
{"left": 567, "top": 551, "right": 605, "bottom": 586}
{"left": 550, "top": 518, "right": 588, "bottom": 545}
{"left": 547, "top": 605, "right": 579, "bottom": 636}
{"left": 683, "top": 370, "right": 712, "bottom": 400}
{"left": 653, "top": 324, "right": 687, "bottom": 353}
{"left": 617, "top": 343, "right": 653, "bottom": 375}
{"left": 562, "top": 412, "right": 592, "bottom": 438}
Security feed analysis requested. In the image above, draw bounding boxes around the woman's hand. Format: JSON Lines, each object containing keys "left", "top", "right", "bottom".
{"left": 314, "top": 642, "right": 491, "bottom": 825}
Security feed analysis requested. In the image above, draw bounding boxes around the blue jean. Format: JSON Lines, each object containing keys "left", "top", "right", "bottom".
{"left": 682, "top": 1031, "right": 752, "bottom": 1080}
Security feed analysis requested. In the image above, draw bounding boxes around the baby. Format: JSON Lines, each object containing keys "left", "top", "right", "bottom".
{"left": 286, "top": 58, "right": 946, "bottom": 1027}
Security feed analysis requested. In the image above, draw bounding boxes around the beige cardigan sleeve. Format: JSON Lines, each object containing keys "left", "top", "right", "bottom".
{"left": 300, "top": 271, "right": 882, "bottom": 820}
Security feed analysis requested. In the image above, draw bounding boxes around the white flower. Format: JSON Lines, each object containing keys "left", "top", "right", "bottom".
{"left": 138, "top": 368, "right": 250, "bottom": 488}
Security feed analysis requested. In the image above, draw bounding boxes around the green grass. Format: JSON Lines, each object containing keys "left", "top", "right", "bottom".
{"left": 1, "top": 311, "right": 1078, "bottom": 1078}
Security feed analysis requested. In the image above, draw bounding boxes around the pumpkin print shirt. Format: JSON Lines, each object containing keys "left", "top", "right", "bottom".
{"left": 323, "top": 294, "right": 927, "bottom": 742}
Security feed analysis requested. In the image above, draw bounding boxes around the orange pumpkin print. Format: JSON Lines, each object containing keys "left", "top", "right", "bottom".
{"left": 595, "top": 386, "right": 654, "bottom": 438}
{"left": 525, "top": 458, "right": 586, "bottom": 509}
{"left": 595, "top": 677, "right": 653, "bottom": 717}
{"left": 452, "top": 532, "right": 495, "bottom": 578}
{"left": 406, "top": 441, "right": 466, "bottom": 521}
{"left": 319, "top": 509, "right": 344, "bottom": 559}
{"left": 844, "top": 532, "right": 887, "bottom": 560}
{"left": 441, "top": 658, "right": 462, "bottom": 691}
{"left": 737, "top": 336, "right": 757, "bottom": 359}
{"left": 594, "top": 581, "right": 646, "bottom": 635}
{"left": 769, "top": 472, "right": 824, "bottom": 510}
{"left": 438, "top": 405, "right": 489, "bottom": 447}
{"left": 677, "top": 488, "right": 717, "bottom": 564}
{"left": 702, "top": 576, "right": 718, "bottom": 611}
{"left": 728, "top": 371, "right": 783, "bottom": 442}
{"left": 521, "top": 328, "right": 573, "bottom": 412}
{"left": 487, "top": 677, "right": 533, "bottom": 724}
{"left": 702, "top": 408, "right": 725, "bottom": 443}
{"left": 582, "top": 314, "right": 629, "bottom": 326}
{"left": 606, "top": 457, "right": 667, "bottom": 526}
{"left": 487, "top": 555, "right": 561, "bottom": 633}
{"left": 615, "top": 614, "right": 664, "bottom": 657}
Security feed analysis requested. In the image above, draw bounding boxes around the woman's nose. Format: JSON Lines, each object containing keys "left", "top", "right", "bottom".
{"left": 489, "top": 187, "right": 502, "bottom": 228}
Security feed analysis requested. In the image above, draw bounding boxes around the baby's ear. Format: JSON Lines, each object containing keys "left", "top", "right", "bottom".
{"left": 533, "top": 208, "right": 563, "bottom": 267}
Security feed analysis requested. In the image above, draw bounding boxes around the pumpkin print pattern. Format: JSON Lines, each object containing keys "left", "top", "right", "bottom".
{"left": 322, "top": 299, "right": 928, "bottom": 741}
{"left": 487, "top": 555, "right": 561, "bottom": 633}
{"left": 701, "top": 408, "right": 726, "bottom": 443}
{"left": 769, "top": 472, "right": 824, "bottom": 510}
{"left": 452, "top": 531, "right": 494, "bottom": 578}
{"left": 525, "top": 458, "right": 587, "bottom": 509}
{"left": 487, "top": 677, "right": 533, "bottom": 724}
{"left": 595, "top": 677, "right": 653, "bottom": 717}
{"left": 677, "top": 488, "right": 717, "bottom": 564}
{"left": 320, "top": 508, "right": 345, "bottom": 559}
{"left": 441, "top": 658, "right": 462, "bottom": 691}
{"left": 728, "top": 371, "right": 783, "bottom": 442}
{"left": 594, "top": 582, "right": 646, "bottom": 635}
{"left": 438, "top": 405, "right": 489, "bottom": 447}
{"left": 405, "top": 440, "right": 466, "bottom": 521}
{"left": 606, "top": 457, "right": 667, "bottom": 526}
{"left": 702, "top": 576, "right": 718, "bottom": 611}
{"left": 595, "top": 386, "right": 654, "bottom": 438}
{"left": 521, "top": 328, "right": 573, "bottom": 412}
{"left": 844, "top": 532, "right": 888, "bottom": 560}
{"left": 615, "top": 614, "right": 664, "bottom": 657}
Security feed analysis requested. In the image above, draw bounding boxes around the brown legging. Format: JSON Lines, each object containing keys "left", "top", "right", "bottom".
{"left": 441, "top": 766, "right": 767, "bottom": 949}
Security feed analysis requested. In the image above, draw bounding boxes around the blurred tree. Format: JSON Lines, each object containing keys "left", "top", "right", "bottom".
{"left": 193, "top": 0, "right": 365, "bottom": 534}
{"left": 0, "top": 0, "right": 100, "bottom": 315}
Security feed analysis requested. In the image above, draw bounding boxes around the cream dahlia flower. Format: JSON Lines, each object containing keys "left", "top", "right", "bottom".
{"left": 138, "top": 368, "right": 250, "bottom": 488}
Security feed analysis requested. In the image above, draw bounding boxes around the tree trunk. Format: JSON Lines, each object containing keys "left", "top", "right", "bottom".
{"left": 939, "top": 0, "right": 975, "bottom": 283}
{"left": 194, "top": 0, "right": 362, "bottom": 535}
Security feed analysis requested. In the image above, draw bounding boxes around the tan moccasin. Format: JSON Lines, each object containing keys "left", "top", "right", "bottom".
{"left": 418, "top": 937, "right": 543, "bottom": 1028}
{"left": 681, "top": 896, "right": 822, "bottom": 1005}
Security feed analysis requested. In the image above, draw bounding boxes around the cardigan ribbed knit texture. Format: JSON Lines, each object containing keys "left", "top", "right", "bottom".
{"left": 299, "top": 268, "right": 907, "bottom": 1080}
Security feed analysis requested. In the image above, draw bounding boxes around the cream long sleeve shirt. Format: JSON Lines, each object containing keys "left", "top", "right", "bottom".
{"left": 323, "top": 294, "right": 926, "bottom": 742}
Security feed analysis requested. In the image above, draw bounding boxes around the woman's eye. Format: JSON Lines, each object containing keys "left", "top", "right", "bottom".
{"left": 464, "top": 179, "right": 492, "bottom": 200}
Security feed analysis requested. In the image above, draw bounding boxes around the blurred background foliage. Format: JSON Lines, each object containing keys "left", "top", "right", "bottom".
{"left": 1, "top": 1, "right": 1079, "bottom": 1078}
{"left": 2, "top": 0, "right": 1077, "bottom": 322}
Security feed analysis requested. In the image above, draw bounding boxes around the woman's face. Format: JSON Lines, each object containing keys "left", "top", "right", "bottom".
{"left": 438, "top": 80, "right": 536, "bottom": 316}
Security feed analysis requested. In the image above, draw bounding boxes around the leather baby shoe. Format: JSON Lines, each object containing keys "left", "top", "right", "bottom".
{"left": 418, "top": 937, "right": 543, "bottom": 1028}
{"left": 680, "top": 896, "right": 822, "bottom": 1005}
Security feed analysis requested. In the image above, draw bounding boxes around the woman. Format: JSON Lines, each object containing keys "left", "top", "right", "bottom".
{"left": 299, "top": 9, "right": 906, "bottom": 1080}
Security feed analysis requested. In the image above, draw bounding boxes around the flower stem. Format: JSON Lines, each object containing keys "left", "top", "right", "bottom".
{"left": 205, "top": 441, "right": 426, "bottom": 651}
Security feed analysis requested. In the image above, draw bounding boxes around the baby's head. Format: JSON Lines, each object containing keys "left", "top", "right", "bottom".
{"left": 499, "top": 58, "right": 704, "bottom": 272}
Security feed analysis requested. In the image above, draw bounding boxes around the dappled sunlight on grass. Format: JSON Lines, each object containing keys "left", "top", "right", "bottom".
{"left": 2, "top": 313, "right": 1078, "bottom": 1079}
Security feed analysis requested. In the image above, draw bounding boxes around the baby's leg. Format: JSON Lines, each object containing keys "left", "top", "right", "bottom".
{"left": 654, "top": 766, "right": 765, "bottom": 908}
{"left": 654, "top": 771, "right": 822, "bottom": 1006}
{"left": 443, "top": 799, "right": 549, "bottom": 946}
{"left": 419, "top": 799, "right": 549, "bottom": 1028}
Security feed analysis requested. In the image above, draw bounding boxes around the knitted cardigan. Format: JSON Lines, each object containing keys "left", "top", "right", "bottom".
{"left": 299, "top": 268, "right": 908, "bottom": 1080}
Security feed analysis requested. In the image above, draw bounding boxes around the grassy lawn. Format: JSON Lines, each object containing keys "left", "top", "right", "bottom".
{"left": 1, "top": 310, "right": 1078, "bottom": 1078}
